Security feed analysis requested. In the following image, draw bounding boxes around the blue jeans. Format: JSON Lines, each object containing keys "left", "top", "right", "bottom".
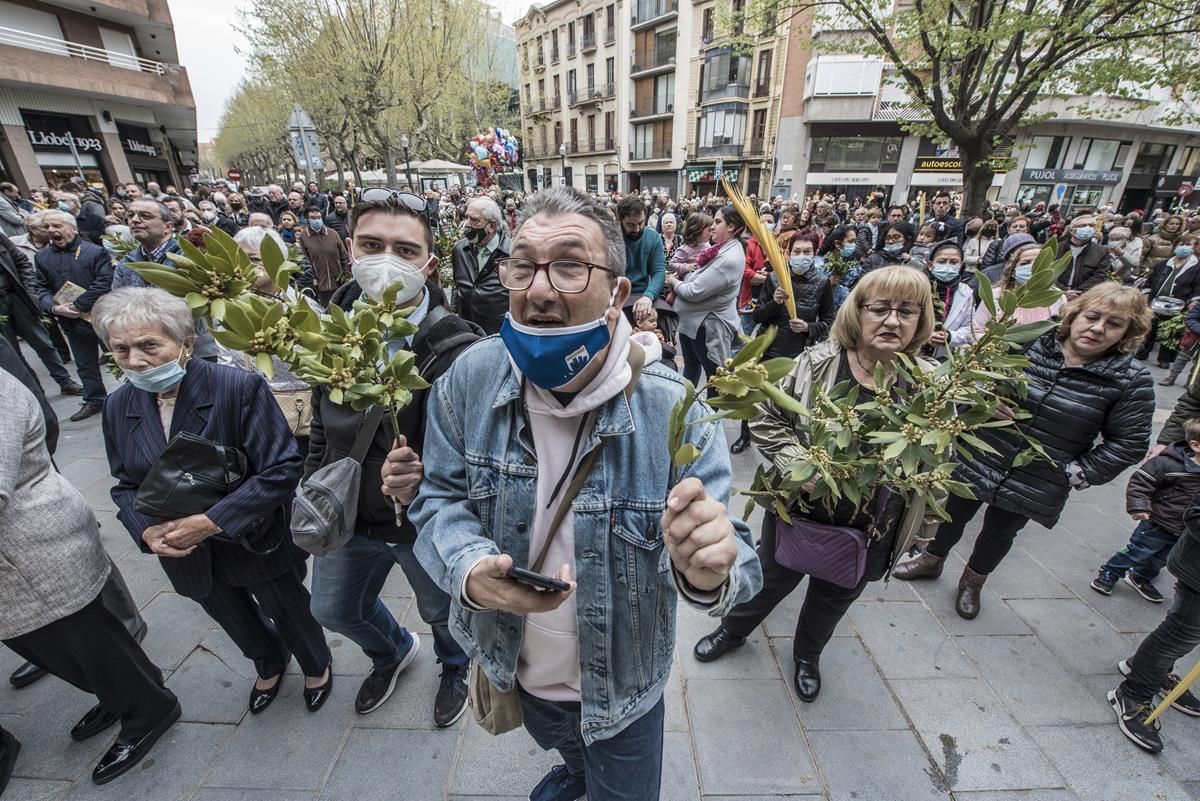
{"left": 518, "top": 686, "right": 664, "bottom": 801}
{"left": 1102, "top": 520, "right": 1179, "bottom": 582}
{"left": 310, "top": 532, "right": 466, "bottom": 671}
{"left": 1121, "top": 582, "right": 1200, "bottom": 704}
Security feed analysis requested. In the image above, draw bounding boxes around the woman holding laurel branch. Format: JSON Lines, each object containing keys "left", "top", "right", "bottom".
{"left": 894, "top": 283, "right": 1154, "bottom": 619}
{"left": 694, "top": 265, "right": 939, "bottom": 702}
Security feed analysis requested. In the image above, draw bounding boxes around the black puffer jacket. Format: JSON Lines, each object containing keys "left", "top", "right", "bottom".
{"left": 303, "top": 280, "right": 483, "bottom": 543}
{"left": 1126, "top": 443, "right": 1200, "bottom": 534}
{"left": 751, "top": 269, "right": 834, "bottom": 358}
{"left": 1170, "top": 501, "right": 1200, "bottom": 593}
{"left": 954, "top": 331, "right": 1154, "bottom": 527}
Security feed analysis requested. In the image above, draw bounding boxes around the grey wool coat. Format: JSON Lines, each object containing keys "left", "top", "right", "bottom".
{"left": 0, "top": 370, "right": 109, "bottom": 639}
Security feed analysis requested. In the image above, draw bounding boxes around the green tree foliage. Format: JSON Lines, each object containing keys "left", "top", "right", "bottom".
{"left": 724, "top": 0, "right": 1200, "bottom": 214}
{"left": 217, "top": 0, "right": 517, "bottom": 186}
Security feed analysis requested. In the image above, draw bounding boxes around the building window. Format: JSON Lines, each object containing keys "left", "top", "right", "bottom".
{"left": 606, "top": 4, "right": 615, "bottom": 42}
{"left": 567, "top": 22, "right": 576, "bottom": 56}
{"left": 552, "top": 76, "right": 561, "bottom": 106}
{"left": 1026, "top": 135, "right": 1069, "bottom": 170}
{"left": 570, "top": 118, "right": 578, "bottom": 150}
{"left": 605, "top": 111, "right": 614, "bottom": 147}
{"left": 755, "top": 50, "right": 772, "bottom": 97}
{"left": 1016, "top": 184, "right": 1053, "bottom": 206}
{"left": 551, "top": 31, "right": 559, "bottom": 63}
{"left": 702, "top": 48, "right": 751, "bottom": 102}
{"left": 1132, "top": 142, "right": 1177, "bottom": 175}
{"left": 553, "top": 122, "right": 562, "bottom": 148}
{"left": 702, "top": 8, "right": 715, "bottom": 42}
{"left": 809, "top": 136, "right": 904, "bottom": 171}
{"left": 633, "top": 121, "right": 672, "bottom": 159}
{"left": 567, "top": 69, "right": 577, "bottom": 102}
{"left": 606, "top": 57, "right": 615, "bottom": 90}
{"left": 749, "top": 109, "right": 767, "bottom": 152}
{"left": 1073, "top": 138, "right": 1125, "bottom": 171}
{"left": 586, "top": 63, "right": 595, "bottom": 93}
{"left": 1180, "top": 146, "right": 1200, "bottom": 177}
{"left": 698, "top": 103, "right": 747, "bottom": 156}
{"left": 1066, "top": 184, "right": 1105, "bottom": 213}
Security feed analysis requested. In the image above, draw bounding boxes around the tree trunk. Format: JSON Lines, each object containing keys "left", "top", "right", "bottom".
{"left": 382, "top": 143, "right": 396, "bottom": 187}
{"left": 958, "top": 143, "right": 997, "bottom": 218}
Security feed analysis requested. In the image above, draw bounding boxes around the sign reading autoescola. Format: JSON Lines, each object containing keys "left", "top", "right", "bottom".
{"left": 27, "top": 130, "right": 103, "bottom": 152}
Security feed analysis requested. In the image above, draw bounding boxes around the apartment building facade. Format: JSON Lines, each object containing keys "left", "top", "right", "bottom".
{"left": 774, "top": 12, "right": 1200, "bottom": 214}
{"left": 516, "top": 0, "right": 784, "bottom": 197}
{"left": 0, "top": 0, "right": 197, "bottom": 194}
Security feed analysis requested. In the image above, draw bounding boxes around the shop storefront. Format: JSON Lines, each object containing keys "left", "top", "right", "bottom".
{"left": 21, "top": 110, "right": 111, "bottom": 189}
{"left": 1016, "top": 167, "right": 1122, "bottom": 215}
{"left": 803, "top": 172, "right": 894, "bottom": 203}
{"left": 799, "top": 122, "right": 904, "bottom": 202}
{"left": 631, "top": 170, "right": 678, "bottom": 195}
{"left": 117, "top": 121, "right": 170, "bottom": 187}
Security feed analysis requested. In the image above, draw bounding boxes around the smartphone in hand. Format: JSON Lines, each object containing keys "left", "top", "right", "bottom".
{"left": 507, "top": 566, "right": 571, "bottom": 593}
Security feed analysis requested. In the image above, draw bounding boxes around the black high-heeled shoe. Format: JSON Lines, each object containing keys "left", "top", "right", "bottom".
{"left": 249, "top": 673, "right": 284, "bottom": 715}
{"left": 303, "top": 662, "right": 333, "bottom": 712}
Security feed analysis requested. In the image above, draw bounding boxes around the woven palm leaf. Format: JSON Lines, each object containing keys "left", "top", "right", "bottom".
{"left": 721, "top": 176, "right": 795, "bottom": 319}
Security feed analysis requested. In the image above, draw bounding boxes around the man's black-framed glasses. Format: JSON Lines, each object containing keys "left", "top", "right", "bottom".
{"left": 360, "top": 187, "right": 427, "bottom": 212}
{"left": 497, "top": 258, "right": 615, "bottom": 293}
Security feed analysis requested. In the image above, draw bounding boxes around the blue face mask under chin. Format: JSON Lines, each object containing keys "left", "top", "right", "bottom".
{"left": 500, "top": 311, "right": 614, "bottom": 390}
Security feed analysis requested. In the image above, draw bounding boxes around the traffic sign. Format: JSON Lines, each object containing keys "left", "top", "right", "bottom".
{"left": 227, "top": 168, "right": 242, "bottom": 181}
{"left": 1179, "top": 182, "right": 1194, "bottom": 198}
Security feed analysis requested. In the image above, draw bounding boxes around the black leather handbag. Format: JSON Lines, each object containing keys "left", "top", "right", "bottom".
{"left": 134, "top": 432, "right": 278, "bottom": 553}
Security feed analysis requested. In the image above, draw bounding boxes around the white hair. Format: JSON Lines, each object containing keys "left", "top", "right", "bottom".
{"left": 43, "top": 210, "right": 77, "bottom": 229}
{"left": 468, "top": 196, "right": 503, "bottom": 227}
{"left": 234, "top": 225, "right": 286, "bottom": 255}
{"left": 212, "top": 192, "right": 227, "bottom": 205}
{"left": 91, "top": 287, "right": 194, "bottom": 346}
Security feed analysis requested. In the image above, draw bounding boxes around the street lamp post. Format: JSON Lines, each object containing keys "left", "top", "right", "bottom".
{"left": 559, "top": 143, "right": 567, "bottom": 188}
{"left": 400, "top": 134, "right": 413, "bottom": 190}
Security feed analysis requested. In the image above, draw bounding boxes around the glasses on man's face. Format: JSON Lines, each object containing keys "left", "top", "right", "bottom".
{"left": 860, "top": 302, "right": 921, "bottom": 322}
{"left": 497, "top": 258, "right": 614, "bottom": 293}
{"left": 360, "top": 188, "right": 427, "bottom": 212}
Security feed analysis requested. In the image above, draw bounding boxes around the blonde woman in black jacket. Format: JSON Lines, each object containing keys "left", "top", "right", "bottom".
{"left": 894, "top": 283, "right": 1154, "bottom": 619}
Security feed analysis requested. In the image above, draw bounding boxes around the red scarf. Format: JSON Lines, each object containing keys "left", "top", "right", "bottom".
{"left": 695, "top": 241, "right": 722, "bottom": 268}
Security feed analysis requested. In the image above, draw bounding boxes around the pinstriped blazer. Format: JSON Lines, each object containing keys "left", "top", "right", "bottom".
{"left": 102, "top": 358, "right": 308, "bottom": 599}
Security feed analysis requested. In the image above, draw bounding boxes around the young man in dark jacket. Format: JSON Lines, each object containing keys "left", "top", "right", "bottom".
{"left": 305, "top": 195, "right": 481, "bottom": 725}
{"left": 1109, "top": 496, "right": 1200, "bottom": 753}
{"left": 1093, "top": 417, "right": 1200, "bottom": 601}
{"left": 32, "top": 210, "right": 112, "bottom": 421}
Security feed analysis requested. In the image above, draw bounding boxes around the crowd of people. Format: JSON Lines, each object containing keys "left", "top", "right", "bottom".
{"left": 1, "top": 173, "right": 1200, "bottom": 799}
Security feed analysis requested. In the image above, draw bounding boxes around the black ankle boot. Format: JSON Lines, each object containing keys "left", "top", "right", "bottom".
{"left": 730, "top": 421, "right": 751, "bottom": 454}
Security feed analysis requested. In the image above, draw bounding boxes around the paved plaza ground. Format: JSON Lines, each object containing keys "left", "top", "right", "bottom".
{"left": 3, "top": 346, "right": 1199, "bottom": 801}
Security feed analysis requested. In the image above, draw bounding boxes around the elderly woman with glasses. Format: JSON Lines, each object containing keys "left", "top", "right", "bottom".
{"left": 695, "top": 265, "right": 941, "bottom": 703}
{"left": 94, "top": 287, "right": 333, "bottom": 715}
{"left": 895, "top": 283, "right": 1154, "bottom": 620}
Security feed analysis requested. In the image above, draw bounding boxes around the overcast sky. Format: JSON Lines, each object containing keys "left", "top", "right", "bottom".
{"left": 168, "top": 0, "right": 535, "bottom": 143}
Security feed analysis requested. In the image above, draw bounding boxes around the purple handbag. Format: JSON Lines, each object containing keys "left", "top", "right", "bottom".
{"left": 774, "top": 518, "right": 868, "bottom": 589}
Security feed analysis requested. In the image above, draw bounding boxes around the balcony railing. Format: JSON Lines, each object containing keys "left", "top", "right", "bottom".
{"left": 581, "top": 32, "right": 596, "bottom": 52}
{"left": 606, "top": 28, "right": 616, "bottom": 44}
{"left": 567, "top": 90, "right": 579, "bottom": 105}
{"left": 0, "top": 24, "right": 165, "bottom": 73}
{"left": 754, "top": 83, "right": 771, "bottom": 98}
{"left": 589, "top": 82, "right": 615, "bottom": 99}
{"left": 745, "top": 137, "right": 765, "bottom": 155}
{"left": 551, "top": 49, "right": 560, "bottom": 64}
{"left": 631, "top": 43, "right": 675, "bottom": 74}
{"left": 701, "top": 81, "right": 751, "bottom": 103}
{"left": 568, "top": 42, "right": 576, "bottom": 58}
{"left": 631, "top": 0, "right": 679, "bottom": 28}
{"left": 582, "top": 137, "right": 617, "bottom": 153}
{"left": 567, "top": 141, "right": 580, "bottom": 155}
{"left": 534, "top": 54, "right": 545, "bottom": 71}
{"left": 631, "top": 144, "right": 672, "bottom": 160}
{"left": 552, "top": 93, "right": 562, "bottom": 108}
{"left": 698, "top": 142, "right": 744, "bottom": 158}
{"left": 631, "top": 98, "right": 674, "bottom": 118}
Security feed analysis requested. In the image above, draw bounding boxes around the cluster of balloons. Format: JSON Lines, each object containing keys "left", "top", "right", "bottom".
{"left": 467, "top": 127, "right": 520, "bottom": 186}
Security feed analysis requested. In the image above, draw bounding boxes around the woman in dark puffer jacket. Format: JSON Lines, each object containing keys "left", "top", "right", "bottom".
{"left": 894, "top": 283, "right": 1155, "bottom": 618}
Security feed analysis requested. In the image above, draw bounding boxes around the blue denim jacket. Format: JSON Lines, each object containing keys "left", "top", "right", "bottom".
{"left": 411, "top": 338, "right": 762, "bottom": 744}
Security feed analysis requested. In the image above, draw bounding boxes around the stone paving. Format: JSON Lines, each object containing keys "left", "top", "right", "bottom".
{"left": 3, "top": 348, "right": 1200, "bottom": 801}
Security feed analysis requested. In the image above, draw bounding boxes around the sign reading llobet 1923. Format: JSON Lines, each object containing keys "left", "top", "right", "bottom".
{"left": 27, "top": 130, "right": 103, "bottom": 152}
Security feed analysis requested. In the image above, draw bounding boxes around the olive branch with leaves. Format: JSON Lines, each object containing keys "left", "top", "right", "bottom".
{"left": 129, "top": 227, "right": 429, "bottom": 522}
{"left": 667, "top": 241, "right": 1070, "bottom": 523}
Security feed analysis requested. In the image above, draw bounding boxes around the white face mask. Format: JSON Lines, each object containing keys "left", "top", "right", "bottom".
{"left": 351, "top": 253, "right": 429, "bottom": 304}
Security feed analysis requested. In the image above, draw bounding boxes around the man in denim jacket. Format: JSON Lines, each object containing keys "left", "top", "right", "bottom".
{"left": 401, "top": 188, "right": 761, "bottom": 801}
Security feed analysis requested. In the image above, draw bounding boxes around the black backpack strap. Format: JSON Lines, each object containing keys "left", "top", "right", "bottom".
{"left": 350, "top": 407, "right": 387, "bottom": 463}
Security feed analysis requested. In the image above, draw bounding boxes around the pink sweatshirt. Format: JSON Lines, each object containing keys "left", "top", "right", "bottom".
{"left": 513, "top": 317, "right": 659, "bottom": 701}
